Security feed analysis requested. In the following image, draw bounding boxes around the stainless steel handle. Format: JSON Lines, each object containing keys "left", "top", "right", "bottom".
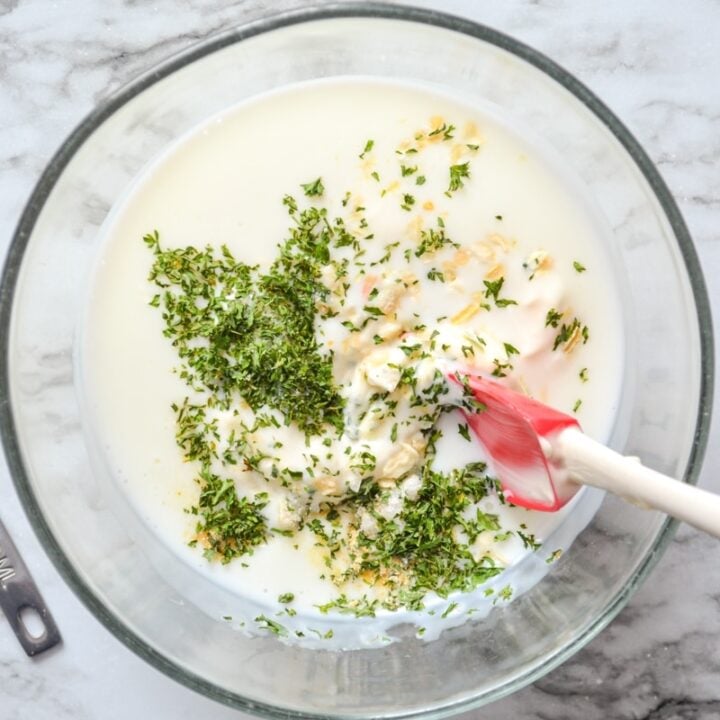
{"left": 0, "top": 518, "right": 61, "bottom": 656}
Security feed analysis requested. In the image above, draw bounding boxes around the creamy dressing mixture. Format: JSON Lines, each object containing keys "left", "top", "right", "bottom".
{"left": 80, "top": 79, "right": 623, "bottom": 647}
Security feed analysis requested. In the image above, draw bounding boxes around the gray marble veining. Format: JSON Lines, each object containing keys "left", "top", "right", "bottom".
{"left": 1, "top": 1, "right": 719, "bottom": 718}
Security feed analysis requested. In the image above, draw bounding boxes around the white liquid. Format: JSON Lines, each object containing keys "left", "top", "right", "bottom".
{"left": 79, "top": 78, "right": 624, "bottom": 648}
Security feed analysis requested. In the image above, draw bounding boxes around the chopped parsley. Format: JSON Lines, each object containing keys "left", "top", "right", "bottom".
{"left": 255, "top": 615, "right": 288, "bottom": 636}
{"left": 415, "top": 226, "right": 458, "bottom": 258}
{"left": 340, "top": 459, "right": 504, "bottom": 610}
{"left": 316, "top": 595, "right": 379, "bottom": 618}
{"left": 301, "top": 177, "right": 324, "bottom": 197}
{"left": 447, "top": 162, "right": 470, "bottom": 194}
{"left": 145, "top": 206, "right": 350, "bottom": 561}
{"left": 359, "top": 139, "right": 374, "bottom": 159}
{"left": 441, "top": 601, "right": 458, "bottom": 618}
{"left": 145, "top": 214, "right": 343, "bottom": 435}
{"left": 491, "top": 358, "right": 513, "bottom": 378}
{"left": 546, "top": 549, "right": 563, "bottom": 564}
{"left": 498, "top": 585, "right": 513, "bottom": 602}
{"left": 189, "top": 471, "right": 268, "bottom": 563}
{"left": 483, "top": 277, "right": 517, "bottom": 308}
{"left": 552, "top": 317, "right": 590, "bottom": 351}
{"left": 429, "top": 122, "right": 455, "bottom": 140}
{"left": 401, "top": 193, "right": 416, "bottom": 211}
{"left": 517, "top": 530, "right": 541, "bottom": 551}
{"left": 545, "top": 308, "right": 563, "bottom": 328}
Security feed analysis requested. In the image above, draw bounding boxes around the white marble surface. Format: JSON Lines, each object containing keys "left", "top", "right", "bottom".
{"left": 1, "top": 0, "right": 720, "bottom": 718}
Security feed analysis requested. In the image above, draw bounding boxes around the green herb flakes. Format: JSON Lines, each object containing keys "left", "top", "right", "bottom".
{"left": 483, "top": 277, "right": 517, "bottom": 308}
{"left": 401, "top": 193, "right": 416, "bottom": 211}
{"left": 546, "top": 549, "right": 563, "bottom": 564}
{"left": 441, "top": 601, "right": 458, "bottom": 618}
{"left": 447, "top": 162, "right": 471, "bottom": 194}
{"left": 458, "top": 423, "right": 471, "bottom": 442}
{"left": 359, "top": 139, "right": 374, "bottom": 159}
{"left": 255, "top": 615, "right": 288, "bottom": 636}
{"left": 301, "top": 177, "right": 324, "bottom": 197}
{"left": 545, "top": 308, "right": 563, "bottom": 328}
{"left": 552, "top": 317, "right": 590, "bottom": 351}
{"left": 415, "top": 227, "right": 457, "bottom": 258}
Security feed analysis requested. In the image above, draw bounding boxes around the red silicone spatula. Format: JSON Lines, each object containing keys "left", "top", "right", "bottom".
{"left": 451, "top": 372, "right": 720, "bottom": 538}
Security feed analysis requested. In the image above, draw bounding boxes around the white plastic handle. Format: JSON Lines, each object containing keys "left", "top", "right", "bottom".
{"left": 556, "top": 427, "right": 720, "bottom": 539}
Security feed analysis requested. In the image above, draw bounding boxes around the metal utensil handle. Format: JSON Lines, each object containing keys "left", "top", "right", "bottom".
{"left": 0, "top": 518, "right": 61, "bottom": 656}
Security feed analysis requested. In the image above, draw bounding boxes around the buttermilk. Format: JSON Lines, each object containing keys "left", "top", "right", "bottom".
{"left": 80, "top": 78, "right": 623, "bottom": 647}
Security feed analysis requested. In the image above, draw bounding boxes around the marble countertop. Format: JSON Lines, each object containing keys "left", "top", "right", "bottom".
{"left": 1, "top": 0, "right": 719, "bottom": 718}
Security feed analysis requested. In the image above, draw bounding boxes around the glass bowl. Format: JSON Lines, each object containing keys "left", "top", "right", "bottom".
{"left": 1, "top": 4, "right": 712, "bottom": 718}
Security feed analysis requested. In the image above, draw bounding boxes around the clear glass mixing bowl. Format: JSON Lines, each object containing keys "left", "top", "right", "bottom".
{"left": 0, "top": 5, "right": 712, "bottom": 718}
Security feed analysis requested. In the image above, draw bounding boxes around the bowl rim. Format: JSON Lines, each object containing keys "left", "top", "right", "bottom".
{"left": 0, "top": 3, "right": 713, "bottom": 718}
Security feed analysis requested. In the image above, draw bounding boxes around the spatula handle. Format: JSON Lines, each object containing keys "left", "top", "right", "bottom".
{"left": 557, "top": 427, "right": 720, "bottom": 538}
